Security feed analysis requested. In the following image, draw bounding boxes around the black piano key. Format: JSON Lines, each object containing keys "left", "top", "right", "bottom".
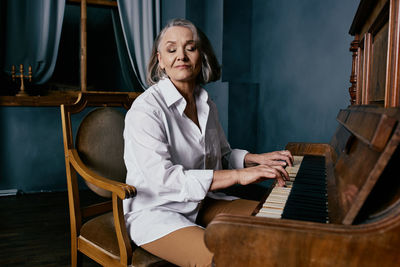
{"left": 283, "top": 207, "right": 327, "bottom": 218}
{"left": 280, "top": 155, "right": 328, "bottom": 223}
{"left": 283, "top": 204, "right": 327, "bottom": 215}
{"left": 283, "top": 205, "right": 328, "bottom": 220}
{"left": 285, "top": 204, "right": 327, "bottom": 213}
{"left": 288, "top": 190, "right": 326, "bottom": 199}
{"left": 292, "top": 178, "right": 325, "bottom": 185}
{"left": 283, "top": 214, "right": 327, "bottom": 223}
{"left": 283, "top": 203, "right": 327, "bottom": 214}
{"left": 291, "top": 184, "right": 326, "bottom": 191}
{"left": 286, "top": 197, "right": 326, "bottom": 206}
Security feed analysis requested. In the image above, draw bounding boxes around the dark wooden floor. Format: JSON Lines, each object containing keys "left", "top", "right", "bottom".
{"left": 0, "top": 191, "right": 101, "bottom": 266}
{"left": 0, "top": 185, "right": 267, "bottom": 266}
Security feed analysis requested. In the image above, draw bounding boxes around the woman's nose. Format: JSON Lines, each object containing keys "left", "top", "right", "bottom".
{"left": 177, "top": 48, "right": 188, "bottom": 61}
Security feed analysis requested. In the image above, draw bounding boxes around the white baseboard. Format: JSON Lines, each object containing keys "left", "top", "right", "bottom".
{"left": 0, "top": 189, "right": 18, "bottom": 196}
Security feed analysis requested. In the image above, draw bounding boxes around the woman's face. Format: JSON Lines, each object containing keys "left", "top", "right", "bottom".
{"left": 157, "top": 26, "right": 201, "bottom": 87}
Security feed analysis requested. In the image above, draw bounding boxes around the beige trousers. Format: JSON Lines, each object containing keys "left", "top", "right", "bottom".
{"left": 141, "top": 198, "right": 259, "bottom": 267}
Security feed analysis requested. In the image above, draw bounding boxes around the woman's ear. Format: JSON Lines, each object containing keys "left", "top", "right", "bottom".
{"left": 157, "top": 52, "right": 164, "bottom": 69}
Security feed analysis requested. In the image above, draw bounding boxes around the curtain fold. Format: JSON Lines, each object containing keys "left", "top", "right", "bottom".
{"left": 3, "top": 0, "right": 65, "bottom": 84}
{"left": 116, "top": 0, "right": 160, "bottom": 90}
{"left": 111, "top": 10, "right": 137, "bottom": 92}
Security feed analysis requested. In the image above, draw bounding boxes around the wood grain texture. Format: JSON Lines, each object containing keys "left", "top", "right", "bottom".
{"left": 0, "top": 191, "right": 102, "bottom": 266}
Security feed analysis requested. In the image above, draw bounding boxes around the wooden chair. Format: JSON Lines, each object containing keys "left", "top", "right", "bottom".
{"left": 60, "top": 92, "right": 171, "bottom": 267}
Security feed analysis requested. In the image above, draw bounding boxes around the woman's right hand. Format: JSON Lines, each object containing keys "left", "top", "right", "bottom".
{"left": 210, "top": 164, "right": 288, "bottom": 191}
{"left": 237, "top": 164, "right": 288, "bottom": 187}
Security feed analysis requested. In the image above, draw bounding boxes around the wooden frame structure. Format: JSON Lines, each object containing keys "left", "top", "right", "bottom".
{"left": 70, "top": 0, "right": 118, "bottom": 91}
{"left": 348, "top": 0, "right": 400, "bottom": 107}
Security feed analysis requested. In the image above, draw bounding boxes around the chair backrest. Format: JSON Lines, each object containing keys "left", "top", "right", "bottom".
{"left": 76, "top": 107, "right": 126, "bottom": 197}
{"left": 61, "top": 92, "right": 139, "bottom": 198}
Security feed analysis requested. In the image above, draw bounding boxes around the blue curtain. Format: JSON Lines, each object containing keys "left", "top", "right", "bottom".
{"left": 114, "top": 0, "right": 160, "bottom": 90}
{"left": 111, "top": 10, "right": 138, "bottom": 92}
{"left": 3, "top": 0, "right": 65, "bottom": 84}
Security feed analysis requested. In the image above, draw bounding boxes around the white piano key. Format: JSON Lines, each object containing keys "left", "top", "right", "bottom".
{"left": 264, "top": 203, "right": 286, "bottom": 209}
{"left": 256, "top": 212, "right": 282, "bottom": 218}
{"left": 256, "top": 155, "right": 304, "bottom": 218}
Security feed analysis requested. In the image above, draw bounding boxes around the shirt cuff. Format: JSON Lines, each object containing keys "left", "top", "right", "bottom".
{"left": 229, "top": 149, "right": 249, "bottom": 169}
{"left": 182, "top": 169, "right": 214, "bottom": 202}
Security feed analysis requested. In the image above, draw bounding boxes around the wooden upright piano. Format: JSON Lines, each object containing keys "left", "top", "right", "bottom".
{"left": 204, "top": 0, "right": 400, "bottom": 266}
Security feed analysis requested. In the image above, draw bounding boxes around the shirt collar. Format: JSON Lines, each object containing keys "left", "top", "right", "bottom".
{"left": 195, "top": 85, "right": 209, "bottom": 104}
{"left": 158, "top": 78, "right": 183, "bottom": 108}
{"left": 158, "top": 78, "right": 209, "bottom": 115}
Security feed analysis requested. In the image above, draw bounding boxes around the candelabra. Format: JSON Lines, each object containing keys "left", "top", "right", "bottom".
{"left": 11, "top": 64, "right": 32, "bottom": 96}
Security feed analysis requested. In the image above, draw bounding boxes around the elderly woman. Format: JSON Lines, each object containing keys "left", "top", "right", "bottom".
{"left": 123, "top": 18, "right": 293, "bottom": 267}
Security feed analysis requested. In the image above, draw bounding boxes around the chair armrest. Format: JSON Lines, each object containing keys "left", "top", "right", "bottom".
{"left": 68, "top": 149, "right": 136, "bottom": 200}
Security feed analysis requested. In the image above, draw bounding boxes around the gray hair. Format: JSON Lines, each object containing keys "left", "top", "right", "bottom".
{"left": 146, "top": 18, "right": 221, "bottom": 86}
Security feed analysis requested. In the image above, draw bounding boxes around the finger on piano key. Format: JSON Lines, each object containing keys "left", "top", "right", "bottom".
{"left": 292, "top": 156, "right": 304, "bottom": 166}
{"left": 285, "top": 181, "right": 293, "bottom": 187}
{"left": 255, "top": 154, "right": 328, "bottom": 223}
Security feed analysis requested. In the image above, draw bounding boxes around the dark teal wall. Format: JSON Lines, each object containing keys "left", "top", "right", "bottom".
{"left": 251, "top": 0, "right": 360, "bottom": 152}
{"left": 0, "top": 107, "right": 66, "bottom": 192}
{"left": 0, "top": 107, "right": 91, "bottom": 192}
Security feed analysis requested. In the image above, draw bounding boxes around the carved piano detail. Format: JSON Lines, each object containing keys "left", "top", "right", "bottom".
{"left": 349, "top": 0, "right": 400, "bottom": 107}
{"left": 205, "top": 0, "right": 400, "bottom": 265}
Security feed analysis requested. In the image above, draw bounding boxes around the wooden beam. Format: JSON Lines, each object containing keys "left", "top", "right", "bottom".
{"left": 67, "top": 0, "right": 117, "bottom": 8}
{"left": 80, "top": 0, "right": 87, "bottom": 91}
{"left": 385, "top": 0, "right": 400, "bottom": 107}
{"left": 0, "top": 91, "right": 140, "bottom": 107}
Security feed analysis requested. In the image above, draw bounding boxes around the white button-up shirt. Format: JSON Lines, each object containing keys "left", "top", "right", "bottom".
{"left": 123, "top": 78, "right": 248, "bottom": 245}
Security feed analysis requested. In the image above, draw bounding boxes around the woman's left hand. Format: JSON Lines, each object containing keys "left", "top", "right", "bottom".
{"left": 244, "top": 150, "right": 294, "bottom": 168}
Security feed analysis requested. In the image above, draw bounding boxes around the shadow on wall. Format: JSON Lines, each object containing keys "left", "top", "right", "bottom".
{"left": 0, "top": 107, "right": 68, "bottom": 193}
{"left": 252, "top": 0, "right": 360, "bottom": 152}
{"left": 228, "top": 82, "right": 259, "bottom": 153}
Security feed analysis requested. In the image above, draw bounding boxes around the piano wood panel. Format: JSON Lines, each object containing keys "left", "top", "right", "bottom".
{"left": 334, "top": 134, "right": 383, "bottom": 223}
{"left": 329, "top": 123, "right": 352, "bottom": 156}
{"left": 205, "top": 207, "right": 400, "bottom": 267}
{"left": 370, "top": 21, "right": 389, "bottom": 104}
{"left": 342, "top": 124, "right": 400, "bottom": 224}
{"left": 285, "top": 143, "right": 336, "bottom": 159}
{"left": 337, "top": 108, "right": 396, "bottom": 151}
{"left": 356, "top": 144, "right": 400, "bottom": 223}
{"left": 385, "top": 0, "right": 400, "bottom": 106}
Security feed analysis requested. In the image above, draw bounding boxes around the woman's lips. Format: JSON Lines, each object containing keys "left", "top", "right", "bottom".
{"left": 175, "top": 65, "right": 190, "bottom": 69}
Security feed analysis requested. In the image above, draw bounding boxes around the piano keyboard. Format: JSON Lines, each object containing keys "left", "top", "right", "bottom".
{"left": 256, "top": 155, "right": 328, "bottom": 223}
